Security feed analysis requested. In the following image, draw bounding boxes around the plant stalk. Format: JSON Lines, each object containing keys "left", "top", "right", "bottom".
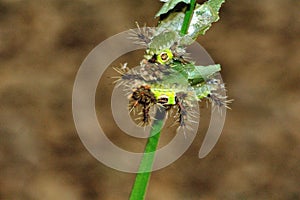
{"left": 129, "top": 109, "right": 165, "bottom": 200}
{"left": 180, "top": 0, "right": 197, "bottom": 35}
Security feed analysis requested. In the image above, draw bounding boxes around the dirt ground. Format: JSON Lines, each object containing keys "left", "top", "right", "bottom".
{"left": 0, "top": 0, "right": 299, "bottom": 199}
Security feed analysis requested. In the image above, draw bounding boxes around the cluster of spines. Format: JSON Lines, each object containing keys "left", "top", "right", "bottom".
{"left": 128, "top": 22, "right": 154, "bottom": 47}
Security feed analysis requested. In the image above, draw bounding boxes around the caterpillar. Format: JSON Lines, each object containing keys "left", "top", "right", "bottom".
{"left": 113, "top": 24, "right": 232, "bottom": 128}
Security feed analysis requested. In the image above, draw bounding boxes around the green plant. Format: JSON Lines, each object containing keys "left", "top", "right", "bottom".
{"left": 114, "top": 0, "right": 227, "bottom": 199}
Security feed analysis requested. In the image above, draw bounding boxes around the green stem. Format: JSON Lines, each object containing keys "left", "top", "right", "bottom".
{"left": 129, "top": 110, "right": 165, "bottom": 200}
{"left": 180, "top": 0, "right": 197, "bottom": 35}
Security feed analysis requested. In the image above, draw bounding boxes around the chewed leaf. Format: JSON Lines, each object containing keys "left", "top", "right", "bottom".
{"left": 157, "top": 0, "right": 225, "bottom": 43}
{"left": 155, "top": 0, "right": 191, "bottom": 17}
{"left": 206, "top": 0, "right": 225, "bottom": 12}
{"left": 188, "top": 0, "right": 225, "bottom": 37}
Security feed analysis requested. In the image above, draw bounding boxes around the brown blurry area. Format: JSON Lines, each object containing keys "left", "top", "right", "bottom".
{"left": 0, "top": 0, "right": 299, "bottom": 199}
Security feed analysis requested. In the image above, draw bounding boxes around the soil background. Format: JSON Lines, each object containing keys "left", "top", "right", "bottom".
{"left": 1, "top": 0, "right": 299, "bottom": 199}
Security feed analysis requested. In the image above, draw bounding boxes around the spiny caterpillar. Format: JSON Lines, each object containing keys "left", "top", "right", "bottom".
{"left": 114, "top": 0, "right": 231, "bottom": 128}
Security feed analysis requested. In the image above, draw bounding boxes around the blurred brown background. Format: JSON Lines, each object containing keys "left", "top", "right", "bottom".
{"left": 0, "top": 0, "right": 299, "bottom": 199}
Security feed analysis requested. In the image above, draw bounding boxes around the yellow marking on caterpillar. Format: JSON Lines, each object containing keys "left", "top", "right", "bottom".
{"left": 151, "top": 87, "right": 176, "bottom": 105}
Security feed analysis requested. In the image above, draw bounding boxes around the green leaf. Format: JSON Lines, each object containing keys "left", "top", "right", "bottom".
{"left": 187, "top": 64, "right": 221, "bottom": 81}
{"left": 206, "top": 0, "right": 225, "bottom": 12}
{"left": 170, "top": 62, "right": 221, "bottom": 85}
{"left": 155, "top": 0, "right": 191, "bottom": 17}
{"left": 188, "top": 0, "right": 225, "bottom": 37}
